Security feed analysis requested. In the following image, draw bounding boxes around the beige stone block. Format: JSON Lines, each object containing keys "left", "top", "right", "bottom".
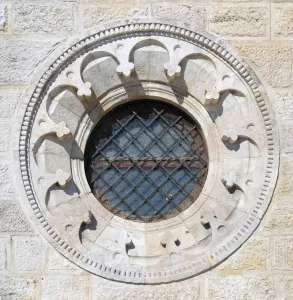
{"left": 0, "top": 123, "right": 10, "bottom": 152}
{"left": 0, "top": 37, "right": 62, "bottom": 83}
{"left": 41, "top": 276, "right": 90, "bottom": 300}
{"left": 153, "top": 4, "right": 206, "bottom": 28}
{"left": 0, "top": 237, "right": 8, "bottom": 271}
{"left": 206, "top": 275, "right": 276, "bottom": 300}
{"left": 280, "top": 124, "right": 293, "bottom": 154}
{"left": 276, "top": 156, "right": 293, "bottom": 196}
{"left": 0, "top": 5, "right": 8, "bottom": 32}
{"left": 13, "top": 236, "right": 43, "bottom": 272}
{"left": 272, "top": 4, "right": 293, "bottom": 38}
{"left": 274, "top": 91, "right": 293, "bottom": 121}
{"left": 261, "top": 206, "right": 293, "bottom": 233}
{"left": 0, "top": 88, "right": 22, "bottom": 118}
{"left": 209, "top": 5, "right": 269, "bottom": 37}
{"left": 47, "top": 247, "right": 81, "bottom": 271}
{"left": 217, "top": 236, "right": 268, "bottom": 273}
{"left": 234, "top": 44, "right": 292, "bottom": 87}
{"left": 12, "top": 3, "right": 76, "bottom": 34}
{"left": 0, "top": 157, "right": 15, "bottom": 196}
{"left": 272, "top": 237, "right": 293, "bottom": 271}
{"left": 82, "top": 5, "right": 149, "bottom": 29}
{"left": 0, "top": 200, "right": 33, "bottom": 232}
{"left": 0, "top": 275, "right": 37, "bottom": 299}
{"left": 92, "top": 276, "right": 201, "bottom": 300}
{"left": 285, "top": 279, "right": 293, "bottom": 300}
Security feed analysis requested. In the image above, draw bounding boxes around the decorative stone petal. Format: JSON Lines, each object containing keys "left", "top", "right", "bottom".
{"left": 116, "top": 62, "right": 134, "bottom": 78}
{"left": 55, "top": 169, "right": 72, "bottom": 187}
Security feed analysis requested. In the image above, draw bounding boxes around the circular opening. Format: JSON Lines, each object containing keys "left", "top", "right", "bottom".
{"left": 84, "top": 100, "right": 208, "bottom": 222}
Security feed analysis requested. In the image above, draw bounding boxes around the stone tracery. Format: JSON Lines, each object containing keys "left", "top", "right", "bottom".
{"left": 17, "top": 21, "right": 279, "bottom": 284}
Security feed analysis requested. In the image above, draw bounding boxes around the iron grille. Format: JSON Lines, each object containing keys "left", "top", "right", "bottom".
{"left": 85, "top": 100, "right": 208, "bottom": 222}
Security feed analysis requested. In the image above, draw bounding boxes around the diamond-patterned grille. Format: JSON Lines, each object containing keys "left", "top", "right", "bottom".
{"left": 85, "top": 100, "right": 208, "bottom": 222}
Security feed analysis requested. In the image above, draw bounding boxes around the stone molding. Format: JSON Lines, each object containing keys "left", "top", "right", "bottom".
{"left": 14, "top": 20, "right": 279, "bottom": 284}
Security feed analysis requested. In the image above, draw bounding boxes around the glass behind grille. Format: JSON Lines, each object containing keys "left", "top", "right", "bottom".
{"left": 84, "top": 100, "right": 208, "bottom": 222}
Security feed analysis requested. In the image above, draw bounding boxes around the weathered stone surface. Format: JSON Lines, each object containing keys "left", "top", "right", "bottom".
{"left": 13, "top": 236, "right": 43, "bottom": 271}
{"left": 234, "top": 44, "right": 292, "bottom": 87}
{"left": 47, "top": 247, "right": 81, "bottom": 271}
{"left": 153, "top": 4, "right": 206, "bottom": 28}
{"left": 274, "top": 91, "right": 293, "bottom": 121}
{"left": 0, "top": 200, "right": 32, "bottom": 232}
{"left": 207, "top": 275, "right": 276, "bottom": 300}
{"left": 93, "top": 277, "right": 201, "bottom": 300}
{"left": 285, "top": 279, "right": 293, "bottom": 300}
{"left": 0, "top": 158, "right": 15, "bottom": 196}
{"left": 209, "top": 5, "right": 269, "bottom": 37}
{"left": 272, "top": 237, "right": 293, "bottom": 271}
{"left": 0, "top": 37, "right": 62, "bottom": 83}
{"left": 261, "top": 206, "right": 293, "bottom": 234}
{"left": 272, "top": 4, "right": 293, "bottom": 38}
{"left": 217, "top": 236, "right": 268, "bottom": 273}
{"left": 280, "top": 124, "right": 293, "bottom": 154}
{"left": 0, "top": 88, "right": 22, "bottom": 118}
{"left": 82, "top": 5, "right": 149, "bottom": 29}
{"left": 12, "top": 4, "right": 76, "bottom": 33}
{"left": 0, "top": 237, "right": 7, "bottom": 270}
{"left": 0, "top": 275, "right": 37, "bottom": 299}
{"left": 0, "top": 123, "right": 10, "bottom": 152}
{"left": 276, "top": 156, "right": 293, "bottom": 196}
{"left": 0, "top": 5, "right": 8, "bottom": 32}
{"left": 42, "top": 276, "right": 90, "bottom": 300}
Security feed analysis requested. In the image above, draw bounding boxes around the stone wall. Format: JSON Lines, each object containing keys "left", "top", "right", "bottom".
{"left": 0, "top": 0, "right": 292, "bottom": 299}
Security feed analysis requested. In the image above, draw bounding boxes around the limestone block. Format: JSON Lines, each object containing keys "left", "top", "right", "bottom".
{"left": 13, "top": 236, "right": 43, "bottom": 272}
{"left": 0, "top": 88, "right": 21, "bottom": 118}
{"left": 285, "top": 279, "right": 293, "bottom": 300}
{"left": 0, "top": 37, "right": 62, "bottom": 83}
{"left": 234, "top": 44, "right": 292, "bottom": 88}
{"left": 272, "top": 4, "right": 293, "bottom": 38}
{"left": 0, "top": 123, "right": 10, "bottom": 152}
{"left": 217, "top": 236, "right": 268, "bottom": 273}
{"left": 0, "top": 237, "right": 8, "bottom": 271}
{"left": 41, "top": 276, "right": 90, "bottom": 300}
{"left": 274, "top": 91, "right": 293, "bottom": 121}
{"left": 272, "top": 237, "right": 293, "bottom": 271}
{"left": 47, "top": 247, "right": 81, "bottom": 271}
{"left": 0, "top": 158, "right": 15, "bottom": 196}
{"left": 0, "top": 200, "right": 33, "bottom": 232}
{"left": 280, "top": 124, "right": 293, "bottom": 154}
{"left": 92, "top": 277, "right": 201, "bottom": 300}
{"left": 206, "top": 275, "right": 276, "bottom": 300}
{"left": 82, "top": 5, "right": 149, "bottom": 29}
{"left": 261, "top": 206, "right": 293, "bottom": 234}
{"left": 0, "top": 275, "right": 37, "bottom": 299}
{"left": 209, "top": 5, "right": 269, "bottom": 37}
{"left": 276, "top": 156, "right": 293, "bottom": 196}
{"left": 153, "top": 4, "right": 206, "bottom": 28}
{"left": 12, "top": 4, "right": 76, "bottom": 33}
{"left": 0, "top": 5, "right": 8, "bottom": 32}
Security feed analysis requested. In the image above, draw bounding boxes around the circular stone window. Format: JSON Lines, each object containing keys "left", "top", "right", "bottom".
{"left": 15, "top": 21, "right": 279, "bottom": 284}
{"left": 85, "top": 100, "right": 208, "bottom": 222}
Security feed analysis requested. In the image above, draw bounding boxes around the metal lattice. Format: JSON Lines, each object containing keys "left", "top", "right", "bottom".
{"left": 85, "top": 100, "right": 208, "bottom": 222}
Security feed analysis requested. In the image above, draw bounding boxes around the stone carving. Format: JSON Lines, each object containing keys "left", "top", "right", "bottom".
{"left": 48, "top": 69, "right": 92, "bottom": 103}
{"left": 222, "top": 171, "right": 237, "bottom": 190}
{"left": 16, "top": 20, "right": 279, "bottom": 284}
{"left": 35, "top": 113, "right": 72, "bottom": 143}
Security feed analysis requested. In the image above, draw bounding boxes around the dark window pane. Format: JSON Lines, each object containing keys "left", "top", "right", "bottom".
{"left": 85, "top": 100, "right": 208, "bottom": 222}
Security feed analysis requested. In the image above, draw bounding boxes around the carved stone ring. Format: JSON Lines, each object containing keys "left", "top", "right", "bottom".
{"left": 15, "top": 20, "right": 279, "bottom": 284}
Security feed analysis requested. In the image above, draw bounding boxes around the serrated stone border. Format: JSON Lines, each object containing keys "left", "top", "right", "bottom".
{"left": 17, "top": 20, "right": 279, "bottom": 284}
